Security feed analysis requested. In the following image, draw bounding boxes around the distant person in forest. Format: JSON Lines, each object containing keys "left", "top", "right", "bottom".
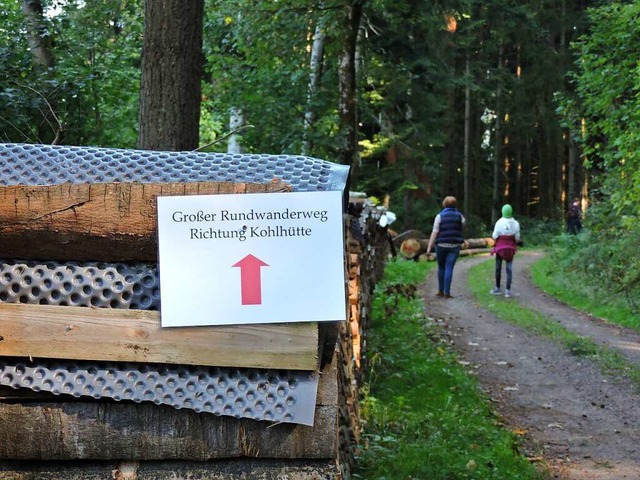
{"left": 426, "top": 196, "right": 465, "bottom": 299}
{"left": 490, "top": 204, "right": 521, "bottom": 298}
{"left": 566, "top": 198, "right": 582, "bottom": 234}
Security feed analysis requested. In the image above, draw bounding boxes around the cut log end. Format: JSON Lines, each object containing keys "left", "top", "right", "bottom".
{"left": 399, "top": 236, "right": 495, "bottom": 260}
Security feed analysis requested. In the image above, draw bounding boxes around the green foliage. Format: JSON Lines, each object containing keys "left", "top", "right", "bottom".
{"left": 462, "top": 213, "right": 491, "bottom": 239}
{"left": 0, "top": 0, "right": 602, "bottom": 232}
{"left": 203, "top": 0, "right": 341, "bottom": 157}
{"left": 551, "top": 1, "right": 640, "bottom": 325}
{"left": 516, "top": 216, "right": 563, "bottom": 247}
{"left": 357, "top": 1, "right": 461, "bottom": 224}
{"left": 530, "top": 252, "right": 640, "bottom": 331}
{"left": 357, "top": 258, "right": 546, "bottom": 480}
{"left": 0, "top": 2, "right": 46, "bottom": 142}
{"left": 567, "top": 1, "right": 640, "bottom": 217}
{"left": 539, "top": 202, "right": 640, "bottom": 320}
{"left": 0, "top": 0, "right": 142, "bottom": 147}
{"left": 54, "top": 1, "right": 142, "bottom": 147}
{"left": 375, "top": 257, "right": 431, "bottom": 286}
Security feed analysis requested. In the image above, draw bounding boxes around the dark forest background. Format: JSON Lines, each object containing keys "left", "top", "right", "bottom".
{"left": 2, "top": 0, "right": 639, "bottom": 262}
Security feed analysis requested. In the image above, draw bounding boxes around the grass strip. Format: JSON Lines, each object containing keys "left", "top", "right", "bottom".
{"left": 355, "top": 259, "right": 547, "bottom": 480}
{"left": 529, "top": 255, "right": 640, "bottom": 332}
{"left": 467, "top": 259, "right": 640, "bottom": 389}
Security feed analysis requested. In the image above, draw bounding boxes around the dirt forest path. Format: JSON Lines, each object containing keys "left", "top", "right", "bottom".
{"left": 420, "top": 251, "right": 640, "bottom": 479}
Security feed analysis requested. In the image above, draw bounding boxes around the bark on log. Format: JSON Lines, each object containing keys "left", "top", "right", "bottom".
{"left": 0, "top": 179, "right": 290, "bottom": 262}
{"left": 399, "top": 237, "right": 495, "bottom": 260}
{"left": 0, "top": 403, "right": 337, "bottom": 460}
{"left": 464, "top": 237, "right": 495, "bottom": 249}
{"left": 459, "top": 248, "right": 491, "bottom": 257}
{"left": 0, "top": 459, "right": 340, "bottom": 480}
{"left": 0, "top": 357, "right": 338, "bottom": 461}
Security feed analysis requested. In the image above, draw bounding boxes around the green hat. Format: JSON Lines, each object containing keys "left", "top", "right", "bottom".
{"left": 502, "top": 204, "right": 513, "bottom": 218}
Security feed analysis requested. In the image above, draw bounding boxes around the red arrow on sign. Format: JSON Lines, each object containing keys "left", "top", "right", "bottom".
{"left": 232, "top": 254, "right": 269, "bottom": 305}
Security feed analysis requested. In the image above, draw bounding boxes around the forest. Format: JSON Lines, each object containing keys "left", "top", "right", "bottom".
{"left": 1, "top": 0, "right": 639, "bottom": 302}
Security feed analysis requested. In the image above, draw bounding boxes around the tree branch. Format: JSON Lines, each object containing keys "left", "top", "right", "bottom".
{"left": 194, "top": 125, "right": 255, "bottom": 152}
{"left": 14, "top": 82, "right": 64, "bottom": 144}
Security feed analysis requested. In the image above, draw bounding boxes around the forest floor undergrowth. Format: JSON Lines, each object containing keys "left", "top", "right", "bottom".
{"left": 422, "top": 251, "right": 640, "bottom": 479}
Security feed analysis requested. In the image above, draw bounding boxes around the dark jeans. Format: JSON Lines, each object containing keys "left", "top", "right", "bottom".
{"left": 495, "top": 255, "right": 513, "bottom": 290}
{"left": 436, "top": 245, "right": 461, "bottom": 295}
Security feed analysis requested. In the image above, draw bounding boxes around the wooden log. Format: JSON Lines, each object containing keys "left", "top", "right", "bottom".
{"left": 0, "top": 179, "right": 290, "bottom": 262}
{"left": 400, "top": 237, "right": 495, "bottom": 260}
{"left": 348, "top": 278, "right": 359, "bottom": 304}
{"left": 0, "top": 385, "right": 45, "bottom": 401}
{"left": 0, "top": 355, "right": 338, "bottom": 468}
{"left": 464, "top": 237, "right": 495, "bottom": 249}
{"left": 0, "top": 459, "right": 340, "bottom": 479}
{"left": 459, "top": 248, "right": 491, "bottom": 257}
{"left": 399, "top": 238, "right": 426, "bottom": 259}
{"left": 0, "top": 402, "right": 337, "bottom": 460}
{"left": 316, "top": 354, "right": 339, "bottom": 406}
{"left": 399, "top": 238, "right": 428, "bottom": 259}
{"left": 390, "top": 229, "right": 426, "bottom": 249}
{"left": 318, "top": 321, "right": 340, "bottom": 369}
{"left": 0, "top": 303, "right": 318, "bottom": 370}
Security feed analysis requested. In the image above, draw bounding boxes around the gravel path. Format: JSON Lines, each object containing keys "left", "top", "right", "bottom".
{"left": 420, "top": 251, "right": 640, "bottom": 479}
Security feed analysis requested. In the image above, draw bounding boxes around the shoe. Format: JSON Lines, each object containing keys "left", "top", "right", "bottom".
{"left": 504, "top": 289, "right": 511, "bottom": 298}
{"left": 436, "top": 291, "right": 444, "bottom": 297}
{"left": 444, "top": 293, "right": 453, "bottom": 299}
{"left": 490, "top": 288, "right": 501, "bottom": 295}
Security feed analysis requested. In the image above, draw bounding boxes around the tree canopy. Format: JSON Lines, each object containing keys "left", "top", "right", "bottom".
{"left": 1, "top": 0, "right": 638, "bottom": 236}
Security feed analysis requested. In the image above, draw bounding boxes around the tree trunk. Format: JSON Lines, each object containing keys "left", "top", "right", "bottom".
{"left": 492, "top": 46, "right": 504, "bottom": 225}
{"left": 338, "top": 0, "right": 365, "bottom": 186}
{"left": 442, "top": 69, "right": 456, "bottom": 201}
{"left": 227, "top": 107, "right": 244, "bottom": 154}
{"left": 463, "top": 56, "right": 472, "bottom": 216}
{"left": 21, "top": 0, "right": 60, "bottom": 144}
{"left": 302, "top": 14, "right": 326, "bottom": 156}
{"left": 515, "top": 143, "right": 523, "bottom": 214}
{"left": 21, "top": 0, "right": 54, "bottom": 70}
{"left": 138, "top": 0, "right": 204, "bottom": 151}
{"left": 555, "top": 123, "right": 565, "bottom": 216}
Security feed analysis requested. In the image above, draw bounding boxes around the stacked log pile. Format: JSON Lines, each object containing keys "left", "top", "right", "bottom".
{"left": 337, "top": 197, "right": 391, "bottom": 478}
{"left": 0, "top": 145, "right": 402, "bottom": 479}
{"left": 0, "top": 178, "right": 340, "bottom": 479}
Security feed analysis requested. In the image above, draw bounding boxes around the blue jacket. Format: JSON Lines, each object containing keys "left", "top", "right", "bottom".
{"left": 437, "top": 208, "right": 464, "bottom": 245}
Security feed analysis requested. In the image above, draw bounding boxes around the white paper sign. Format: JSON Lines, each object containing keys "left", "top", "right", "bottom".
{"left": 157, "top": 190, "right": 346, "bottom": 327}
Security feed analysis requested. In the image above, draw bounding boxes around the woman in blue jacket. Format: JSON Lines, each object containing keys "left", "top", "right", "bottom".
{"left": 426, "top": 196, "right": 465, "bottom": 298}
